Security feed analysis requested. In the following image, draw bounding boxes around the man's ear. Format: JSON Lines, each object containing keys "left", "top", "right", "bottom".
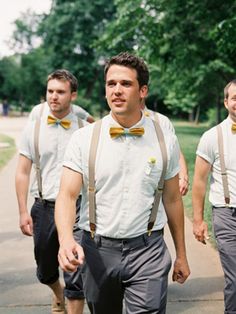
{"left": 224, "top": 98, "right": 228, "bottom": 110}
{"left": 71, "top": 92, "right": 77, "bottom": 101}
{"left": 140, "top": 85, "right": 148, "bottom": 98}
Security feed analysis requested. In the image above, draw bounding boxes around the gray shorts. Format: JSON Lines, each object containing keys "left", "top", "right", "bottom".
{"left": 31, "top": 198, "right": 84, "bottom": 299}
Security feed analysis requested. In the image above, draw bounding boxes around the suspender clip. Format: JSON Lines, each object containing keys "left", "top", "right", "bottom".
{"left": 225, "top": 197, "right": 230, "bottom": 206}
{"left": 147, "top": 222, "right": 154, "bottom": 236}
{"left": 147, "top": 229, "right": 152, "bottom": 236}
{"left": 90, "top": 223, "right": 96, "bottom": 239}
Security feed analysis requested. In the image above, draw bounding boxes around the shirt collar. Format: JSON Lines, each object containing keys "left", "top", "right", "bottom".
{"left": 226, "top": 115, "right": 236, "bottom": 125}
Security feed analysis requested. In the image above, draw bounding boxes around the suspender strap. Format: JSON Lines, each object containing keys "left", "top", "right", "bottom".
{"left": 147, "top": 113, "right": 168, "bottom": 235}
{"left": 88, "top": 120, "right": 102, "bottom": 237}
{"left": 77, "top": 117, "right": 83, "bottom": 128}
{"left": 34, "top": 103, "right": 45, "bottom": 199}
{"left": 216, "top": 125, "right": 230, "bottom": 205}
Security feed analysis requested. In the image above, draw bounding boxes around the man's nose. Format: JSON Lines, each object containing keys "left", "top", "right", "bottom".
{"left": 114, "top": 83, "right": 122, "bottom": 94}
{"left": 51, "top": 92, "right": 58, "bottom": 99}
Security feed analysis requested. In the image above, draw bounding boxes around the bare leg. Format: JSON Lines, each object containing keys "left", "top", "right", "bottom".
{"left": 48, "top": 279, "right": 64, "bottom": 302}
{"left": 49, "top": 279, "right": 66, "bottom": 313}
{"left": 67, "top": 299, "right": 85, "bottom": 314}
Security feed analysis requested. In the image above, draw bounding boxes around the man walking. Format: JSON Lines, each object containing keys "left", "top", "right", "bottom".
{"left": 192, "top": 79, "right": 236, "bottom": 313}
{"left": 15, "top": 69, "right": 89, "bottom": 314}
{"left": 55, "top": 52, "right": 190, "bottom": 314}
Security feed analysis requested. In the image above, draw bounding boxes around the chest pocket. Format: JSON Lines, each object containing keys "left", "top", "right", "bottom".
{"left": 143, "top": 160, "right": 163, "bottom": 190}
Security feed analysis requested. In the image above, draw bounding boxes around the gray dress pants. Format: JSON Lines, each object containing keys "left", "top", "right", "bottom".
{"left": 81, "top": 229, "right": 171, "bottom": 314}
{"left": 213, "top": 206, "right": 236, "bottom": 314}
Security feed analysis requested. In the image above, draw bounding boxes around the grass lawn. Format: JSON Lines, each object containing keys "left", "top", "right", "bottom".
{"left": 0, "top": 134, "right": 16, "bottom": 170}
{"left": 173, "top": 121, "right": 214, "bottom": 240}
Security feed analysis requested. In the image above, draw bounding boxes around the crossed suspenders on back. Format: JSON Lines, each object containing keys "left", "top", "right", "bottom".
{"left": 34, "top": 102, "right": 83, "bottom": 200}
{"left": 88, "top": 113, "right": 168, "bottom": 238}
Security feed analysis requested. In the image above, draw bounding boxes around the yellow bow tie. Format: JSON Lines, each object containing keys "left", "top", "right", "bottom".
{"left": 144, "top": 111, "right": 150, "bottom": 117}
{"left": 47, "top": 115, "right": 71, "bottom": 129}
{"left": 232, "top": 124, "right": 236, "bottom": 133}
{"left": 109, "top": 126, "right": 145, "bottom": 138}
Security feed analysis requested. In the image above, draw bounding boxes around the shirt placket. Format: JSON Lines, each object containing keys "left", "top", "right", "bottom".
{"left": 55, "top": 125, "right": 65, "bottom": 192}
{"left": 119, "top": 136, "right": 133, "bottom": 236}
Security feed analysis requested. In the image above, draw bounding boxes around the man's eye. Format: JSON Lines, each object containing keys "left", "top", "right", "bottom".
{"left": 107, "top": 82, "right": 115, "bottom": 87}
{"left": 123, "top": 82, "right": 131, "bottom": 87}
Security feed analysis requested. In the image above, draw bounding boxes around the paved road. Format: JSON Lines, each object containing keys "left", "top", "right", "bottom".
{"left": 0, "top": 116, "right": 224, "bottom": 313}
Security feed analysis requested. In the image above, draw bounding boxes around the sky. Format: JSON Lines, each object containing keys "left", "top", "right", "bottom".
{"left": 0, "top": 0, "right": 52, "bottom": 57}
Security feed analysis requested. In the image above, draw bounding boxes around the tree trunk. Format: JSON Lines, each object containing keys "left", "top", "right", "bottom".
{"left": 188, "top": 109, "right": 194, "bottom": 122}
{"left": 194, "top": 105, "right": 200, "bottom": 124}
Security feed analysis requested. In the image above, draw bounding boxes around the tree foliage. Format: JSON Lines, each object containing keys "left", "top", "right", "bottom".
{"left": 0, "top": 0, "right": 236, "bottom": 122}
{"left": 95, "top": 0, "right": 236, "bottom": 121}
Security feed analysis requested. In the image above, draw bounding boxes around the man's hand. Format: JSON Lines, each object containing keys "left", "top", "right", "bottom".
{"left": 193, "top": 220, "right": 209, "bottom": 244}
{"left": 179, "top": 177, "right": 189, "bottom": 196}
{"left": 19, "top": 212, "right": 33, "bottom": 236}
{"left": 58, "top": 238, "right": 85, "bottom": 272}
{"left": 172, "top": 256, "right": 190, "bottom": 284}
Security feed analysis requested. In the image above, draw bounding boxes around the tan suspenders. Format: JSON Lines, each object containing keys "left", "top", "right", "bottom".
{"left": 148, "top": 114, "right": 168, "bottom": 235}
{"left": 216, "top": 124, "right": 230, "bottom": 206}
{"left": 34, "top": 103, "right": 45, "bottom": 199}
{"left": 88, "top": 120, "right": 102, "bottom": 238}
{"left": 34, "top": 103, "right": 83, "bottom": 200}
{"left": 88, "top": 115, "right": 168, "bottom": 237}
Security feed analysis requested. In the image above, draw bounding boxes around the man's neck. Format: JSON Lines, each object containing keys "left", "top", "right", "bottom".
{"left": 50, "top": 107, "right": 72, "bottom": 120}
{"left": 111, "top": 111, "right": 142, "bottom": 128}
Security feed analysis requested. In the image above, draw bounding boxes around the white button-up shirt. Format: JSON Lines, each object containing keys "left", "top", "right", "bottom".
{"left": 19, "top": 104, "right": 86, "bottom": 200}
{"left": 64, "top": 113, "right": 180, "bottom": 238}
{"left": 197, "top": 116, "right": 236, "bottom": 207}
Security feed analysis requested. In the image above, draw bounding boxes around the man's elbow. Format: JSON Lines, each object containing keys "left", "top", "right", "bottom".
{"left": 87, "top": 116, "right": 95, "bottom": 123}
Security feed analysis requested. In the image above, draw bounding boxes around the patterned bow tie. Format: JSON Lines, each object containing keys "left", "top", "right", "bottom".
{"left": 47, "top": 115, "right": 71, "bottom": 129}
{"left": 109, "top": 126, "right": 145, "bottom": 138}
{"left": 232, "top": 124, "right": 236, "bottom": 133}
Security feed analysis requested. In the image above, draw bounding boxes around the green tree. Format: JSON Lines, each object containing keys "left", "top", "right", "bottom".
{"left": 96, "top": 0, "right": 236, "bottom": 122}
{"left": 38, "top": 0, "right": 117, "bottom": 115}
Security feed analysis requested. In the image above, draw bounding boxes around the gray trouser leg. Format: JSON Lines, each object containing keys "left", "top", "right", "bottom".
{"left": 213, "top": 207, "right": 236, "bottom": 314}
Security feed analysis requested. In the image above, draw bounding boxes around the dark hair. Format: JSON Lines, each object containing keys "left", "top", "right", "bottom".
{"left": 104, "top": 52, "right": 149, "bottom": 88}
{"left": 47, "top": 69, "right": 78, "bottom": 93}
{"left": 224, "top": 79, "right": 236, "bottom": 99}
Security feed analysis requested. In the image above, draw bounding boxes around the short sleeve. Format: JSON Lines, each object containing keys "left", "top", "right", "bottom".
{"left": 165, "top": 134, "right": 180, "bottom": 180}
{"left": 19, "top": 122, "right": 34, "bottom": 161}
{"left": 196, "top": 128, "right": 217, "bottom": 165}
{"left": 63, "top": 130, "right": 83, "bottom": 174}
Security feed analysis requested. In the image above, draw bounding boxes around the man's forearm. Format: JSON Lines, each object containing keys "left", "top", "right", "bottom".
{"left": 165, "top": 199, "right": 187, "bottom": 258}
{"left": 55, "top": 193, "right": 76, "bottom": 243}
{"left": 179, "top": 151, "right": 188, "bottom": 182}
{"left": 192, "top": 180, "right": 207, "bottom": 222}
{"left": 15, "top": 172, "right": 30, "bottom": 214}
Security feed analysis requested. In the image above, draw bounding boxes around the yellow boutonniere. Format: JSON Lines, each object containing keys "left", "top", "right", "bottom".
{"left": 148, "top": 157, "right": 156, "bottom": 164}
